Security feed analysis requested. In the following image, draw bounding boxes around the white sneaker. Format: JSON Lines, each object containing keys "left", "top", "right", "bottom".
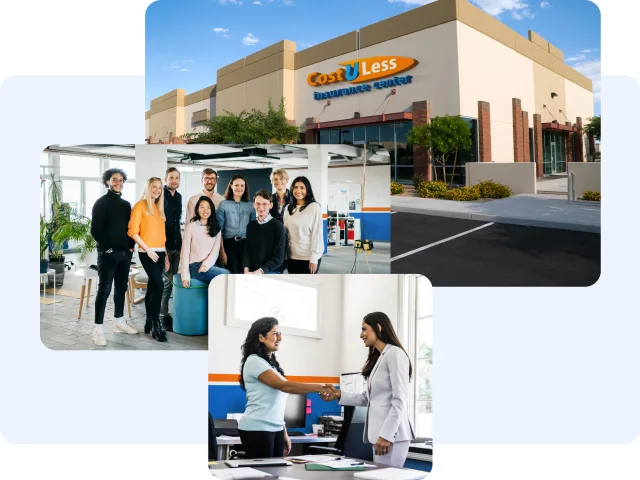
{"left": 113, "top": 319, "right": 138, "bottom": 334}
{"left": 93, "top": 329, "right": 106, "bottom": 346}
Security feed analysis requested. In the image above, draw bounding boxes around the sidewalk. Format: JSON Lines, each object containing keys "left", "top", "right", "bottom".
{"left": 391, "top": 193, "right": 601, "bottom": 233}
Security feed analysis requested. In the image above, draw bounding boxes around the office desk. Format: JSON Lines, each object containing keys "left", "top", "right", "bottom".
{"left": 216, "top": 435, "right": 338, "bottom": 461}
{"left": 209, "top": 456, "right": 429, "bottom": 479}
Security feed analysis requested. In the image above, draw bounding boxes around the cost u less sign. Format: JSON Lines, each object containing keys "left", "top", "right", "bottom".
{"left": 308, "top": 56, "right": 418, "bottom": 100}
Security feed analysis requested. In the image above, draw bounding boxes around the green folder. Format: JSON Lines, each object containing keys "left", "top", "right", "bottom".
{"left": 305, "top": 463, "right": 367, "bottom": 471}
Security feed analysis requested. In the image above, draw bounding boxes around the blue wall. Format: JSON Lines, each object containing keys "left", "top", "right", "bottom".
{"left": 350, "top": 212, "right": 390, "bottom": 242}
{"left": 208, "top": 385, "right": 341, "bottom": 434}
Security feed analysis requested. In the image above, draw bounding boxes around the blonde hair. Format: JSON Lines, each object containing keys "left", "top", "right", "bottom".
{"left": 270, "top": 168, "right": 289, "bottom": 183}
{"left": 140, "top": 177, "right": 166, "bottom": 220}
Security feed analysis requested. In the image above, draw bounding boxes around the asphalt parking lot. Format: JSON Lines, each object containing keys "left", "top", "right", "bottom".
{"left": 391, "top": 213, "right": 601, "bottom": 286}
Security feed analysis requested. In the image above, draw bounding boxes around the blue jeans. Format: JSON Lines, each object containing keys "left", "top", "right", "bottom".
{"left": 188, "top": 262, "right": 230, "bottom": 284}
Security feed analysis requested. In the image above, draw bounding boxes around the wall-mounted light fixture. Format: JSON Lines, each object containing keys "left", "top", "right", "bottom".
{"left": 551, "top": 92, "right": 558, "bottom": 98}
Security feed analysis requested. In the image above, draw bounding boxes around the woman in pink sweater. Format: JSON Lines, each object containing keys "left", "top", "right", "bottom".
{"left": 180, "top": 196, "right": 230, "bottom": 287}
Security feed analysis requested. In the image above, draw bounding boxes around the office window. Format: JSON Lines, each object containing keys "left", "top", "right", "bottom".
{"left": 85, "top": 180, "right": 104, "bottom": 218}
{"left": 60, "top": 155, "right": 100, "bottom": 177}
{"left": 108, "top": 160, "right": 136, "bottom": 180}
{"left": 416, "top": 276, "right": 433, "bottom": 438}
{"left": 226, "top": 276, "right": 323, "bottom": 338}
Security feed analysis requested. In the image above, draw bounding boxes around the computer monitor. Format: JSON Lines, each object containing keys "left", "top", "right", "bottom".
{"left": 284, "top": 394, "right": 307, "bottom": 429}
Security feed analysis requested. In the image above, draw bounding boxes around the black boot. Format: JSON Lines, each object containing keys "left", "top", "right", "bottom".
{"left": 144, "top": 317, "right": 152, "bottom": 335}
{"left": 152, "top": 318, "right": 167, "bottom": 342}
{"left": 162, "top": 314, "right": 173, "bottom": 332}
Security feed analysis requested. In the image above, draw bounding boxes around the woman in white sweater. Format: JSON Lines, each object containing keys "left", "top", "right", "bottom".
{"left": 283, "top": 176, "right": 324, "bottom": 274}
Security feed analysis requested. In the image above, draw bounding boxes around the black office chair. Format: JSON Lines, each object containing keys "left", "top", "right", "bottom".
{"left": 306, "top": 406, "right": 373, "bottom": 461}
{"left": 208, "top": 414, "right": 246, "bottom": 461}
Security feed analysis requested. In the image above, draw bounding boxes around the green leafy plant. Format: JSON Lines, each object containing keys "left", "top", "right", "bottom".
{"left": 582, "top": 190, "right": 601, "bottom": 201}
{"left": 583, "top": 115, "right": 601, "bottom": 141}
{"left": 417, "top": 181, "right": 448, "bottom": 199}
{"left": 40, "top": 215, "right": 50, "bottom": 260}
{"left": 390, "top": 182, "right": 405, "bottom": 195}
{"left": 407, "top": 116, "right": 472, "bottom": 185}
{"left": 184, "top": 97, "right": 299, "bottom": 144}
{"left": 475, "top": 180, "right": 512, "bottom": 199}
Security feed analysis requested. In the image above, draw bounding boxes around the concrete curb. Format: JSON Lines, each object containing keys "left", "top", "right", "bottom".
{"left": 392, "top": 205, "right": 601, "bottom": 233}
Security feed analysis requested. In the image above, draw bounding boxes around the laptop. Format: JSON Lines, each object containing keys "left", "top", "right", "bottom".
{"left": 225, "top": 459, "right": 292, "bottom": 468}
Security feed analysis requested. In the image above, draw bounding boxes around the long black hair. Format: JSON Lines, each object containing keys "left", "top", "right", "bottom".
{"left": 287, "top": 176, "right": 317, "bottom": 215}
{"left": 239, "top": 317, "right": 285, "bottom": 390}
{"left": 361, "top": 312, "right": 413, "bottom": 380}
{"left": 191, "top": 196, "right": 221, "bottom": 237}
{"left": 225, "top": 174, "right": 250, "bottom": 202}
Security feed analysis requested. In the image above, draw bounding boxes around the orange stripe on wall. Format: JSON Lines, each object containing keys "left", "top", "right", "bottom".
{"left": 208, "top": 374, "right": 340, "bottom": 384}
{"left": 322, "top": 214, "right": 328, "bottom": 219}
{"left": 361, "top": 207, "right": 391, "bottom": 212}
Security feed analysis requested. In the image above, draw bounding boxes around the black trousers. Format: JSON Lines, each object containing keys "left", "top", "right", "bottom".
{"left": 223, "top": 238, "right": 245, "bottom": 274}
{"left": 95, "top": 249, "right": 132, "bottom": 325}
{"left": 287, "top": 258, "right": 321, "bottom": 274}
{"left": 239, "top": 429, "right": 285, "bottom": 459}
{"left": 139, "top": 251, "right": 166, "bottom": 324}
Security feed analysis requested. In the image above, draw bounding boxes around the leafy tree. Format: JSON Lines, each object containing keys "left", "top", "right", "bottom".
{"left": 584, "top": 115, "right": 601, "bottom": 141}
{"left": 184, "top": 97, "right": 299, "bottom": 144}
{"left": 407, "top": 116, "right": 472, "bottom": 185}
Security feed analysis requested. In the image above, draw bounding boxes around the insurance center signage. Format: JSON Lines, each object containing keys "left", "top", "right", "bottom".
{"left": 307, "top": 56, "right": 418, "bottom": 101}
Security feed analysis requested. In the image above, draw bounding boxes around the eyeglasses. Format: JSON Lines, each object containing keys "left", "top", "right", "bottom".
{"left": 203, "top": 177, "right": 217, "bottom": 183}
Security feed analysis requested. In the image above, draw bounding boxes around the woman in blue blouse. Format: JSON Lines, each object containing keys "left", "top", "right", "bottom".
{"left": 217, "top": 175, "right": 255, "bottom": 274}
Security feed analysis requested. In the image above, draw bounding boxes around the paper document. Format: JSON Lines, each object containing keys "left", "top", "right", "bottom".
{"left": 317, "top": 459, "right": 376, "bottom": 469}
{"left": 217, "top": 435, "right": 241, "bottom": 441}
{"left": 210, "top": 467, "right": 273, "bottom": 479}
{"left": 354, "top": 467, "right": 428, "bottom": 479}
{"left": 287, "top": 455, "right": 338, "bottom": 463}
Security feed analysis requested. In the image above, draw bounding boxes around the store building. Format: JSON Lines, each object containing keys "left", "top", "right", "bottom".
{"left": 145, "top": 0, "right": 595, "bottom": 182}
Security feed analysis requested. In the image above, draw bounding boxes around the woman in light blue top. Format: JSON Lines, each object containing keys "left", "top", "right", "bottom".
{"left": 238, "top": 317, "right": 334, "bottom": 459}
{"left": 216, "top": 175, "right": 256, "bottom": 273}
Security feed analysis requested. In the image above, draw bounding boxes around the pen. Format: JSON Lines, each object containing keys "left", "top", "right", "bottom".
{"left": 350, "top": 462, "right": 364, "bottom": 466}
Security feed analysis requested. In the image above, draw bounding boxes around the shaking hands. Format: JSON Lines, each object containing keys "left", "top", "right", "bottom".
{"left": 319, "top": 384, "right": 341, "bottom": 402}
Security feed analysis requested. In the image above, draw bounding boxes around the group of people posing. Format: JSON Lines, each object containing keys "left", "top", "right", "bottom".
{"left": 90, "top": 166, "right": 325, "bottom": 346}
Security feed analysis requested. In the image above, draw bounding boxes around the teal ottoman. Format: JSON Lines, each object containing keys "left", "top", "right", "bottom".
{"left": 172, "top": 274, "right": 208, "bottom": 336}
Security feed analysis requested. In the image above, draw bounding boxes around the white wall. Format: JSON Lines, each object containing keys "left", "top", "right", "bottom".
{"left": 133, "top": 145, "right": 167, "bottom": 201}
{"left": 294, "top": 22, "right": 460, "bottom": 124}
{"left": 208, "top": 275, "right": 401, "bottom": 379}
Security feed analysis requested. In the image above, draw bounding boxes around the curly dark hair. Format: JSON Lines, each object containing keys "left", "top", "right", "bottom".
{"left": 101, "top": 168, "right": 128, "bottom": 188}
{"left": 239, "top": 317, "right": 285, "bottom": 390}
{"left": 287, "top": 176, "right": 317, "bottom": 215}
{"left": 191, "top": 196, "right": 221, "bottom": 237}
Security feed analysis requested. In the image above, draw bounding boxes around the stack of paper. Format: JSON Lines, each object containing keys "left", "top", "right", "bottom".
{"left": 354, "top": 467, "right": 429, "bottom": 479}
{"left": 286, "top": 455, "right": 339, "bottom": 463}
{"left": 210, "top": 467, "right": 273, "bottom": 479}
{"left": 316, "top": 459, "right": 376, "bottom": 469}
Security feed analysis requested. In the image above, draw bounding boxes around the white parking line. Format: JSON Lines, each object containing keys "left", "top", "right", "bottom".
{"left": 391, "top": 222, "right": 496, "bottom": 262}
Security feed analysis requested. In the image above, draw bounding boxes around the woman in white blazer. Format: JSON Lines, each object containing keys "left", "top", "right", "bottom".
{"left": 323, "top": 311, "right": 415, "bottom": 467}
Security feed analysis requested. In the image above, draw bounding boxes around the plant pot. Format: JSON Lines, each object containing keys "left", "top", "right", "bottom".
{"left": 40, "top": 259, "right": 50, "bottom": 274}
{"left": 47, "top": 261, "right": 65, "bottom": 288}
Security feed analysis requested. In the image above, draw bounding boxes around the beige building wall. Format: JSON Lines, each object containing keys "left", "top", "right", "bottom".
{"left": 294, "top": 21, "right": 460, "bottom": 125}
{"left": 145, "top": 117, "right": 150, "bottom": 139}
{"left": 564, "top": 79, "right": 595, "bottom": 124}
{"left": 466, "top": 162, "right": 537, "bottom": 194}
{"left": 568, "top": 162, "right": 600, "bottom": 195}
{"left": 149, "top": 107, "right": 184, "bottom": 143}
{"left": 532, "top": 62, "right": 567, "bottom": 123}
{"left": 183, "top": 97, "right": 215, "bottom": 136}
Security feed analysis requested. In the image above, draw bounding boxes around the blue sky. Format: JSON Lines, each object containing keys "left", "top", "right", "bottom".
{"left": 146, "top": 0, "right": 600, "bottom": 114}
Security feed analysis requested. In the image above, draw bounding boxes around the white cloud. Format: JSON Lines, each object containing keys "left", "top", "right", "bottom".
{"left": 213, "top": 27, "right": 230, "bottom": 34}
{"left": 565, "top": 54, "right": 587, "bottom": 62}
{"left": 253, "top": 1, "right": 262, "bottom": 3}
{"left": 281, "top": 0, "right": 295, "bottom": 4}
{"left": 222, "top": 34, "right": 229, "bottom": 38}
{"left": 181, "top": 68, "right": 190, "bottom": 72}
{"left": 218, "top": 0, "right": 243, "bottom": 4}
{"left": 568, "top": 58, "right": 601, "bottom": 101}
{"left": 388, "top": 0, "right": 536, "bottom": 19}
{"left": 540, "top": 1, "right": 550, "bottom": 8}
{"left": 243, "top": 33, "right": 260, "bottom": 46}
{"left": 169, "top": 65, "right": 180, "bottom": 69}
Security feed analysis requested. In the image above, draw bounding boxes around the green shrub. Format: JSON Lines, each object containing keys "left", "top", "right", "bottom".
{"left": 475, "top": 180, "right": 512, "bottom": 199}
{"left": 417, "top": 181, "right": 449, "bottom": 199}
{"left": 390, "top": 182, "right": 405, "bottom": 195}
{"left": 445, "top": 186, "right": 481, "bottom": 201}
{"left": 582, "top": 190, "right": 601, "bottom": 201}
{"left": 412, "top": 173, "right": 425, "bottom": 189}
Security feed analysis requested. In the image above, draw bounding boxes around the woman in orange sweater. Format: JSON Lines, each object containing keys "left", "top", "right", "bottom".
{"left": 128, "top": 177, "right": 168, "bottom": 342}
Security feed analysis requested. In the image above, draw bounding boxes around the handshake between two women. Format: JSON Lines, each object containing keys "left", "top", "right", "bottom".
{"left": 318, "top": 384, "right": 341, "bottom": 401}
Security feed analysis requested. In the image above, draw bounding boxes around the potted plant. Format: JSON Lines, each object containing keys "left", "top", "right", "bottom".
{"left": 40, "top": 215, "right": 50, "bottom": 274}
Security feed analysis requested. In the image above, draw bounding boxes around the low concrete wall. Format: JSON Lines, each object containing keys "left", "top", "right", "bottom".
{"left": 466, "top": 162, "right": 537, "bottom": 194}
{"left": 568, "top": 162, "right": 601, "bottom": 197}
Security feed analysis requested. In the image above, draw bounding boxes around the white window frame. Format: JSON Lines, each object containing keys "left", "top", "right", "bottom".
{"left": 225, "top": 275, "right": 324, "bottom": 339}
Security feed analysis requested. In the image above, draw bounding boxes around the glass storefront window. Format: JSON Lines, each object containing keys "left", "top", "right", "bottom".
{"left": 353, "top": 127, "right": 365, "bottom": 144}
{"left": 366, "top": 125, "right": 380, "bottom": 144}
{"left": 341, "top": 128, "right": 353, "bottom": 144}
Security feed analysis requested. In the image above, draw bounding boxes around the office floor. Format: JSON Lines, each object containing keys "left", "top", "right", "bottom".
{"left": 321, "top": 242, "right": 390, "bottom": 274}
{"left": 39, "top": 281, "right": 208, "bottom": 351}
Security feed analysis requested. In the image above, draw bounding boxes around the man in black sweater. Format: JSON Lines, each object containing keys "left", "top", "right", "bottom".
{"left": 160, "top": 167, "right": 182, "bottom": 332}
{"left": 243, "top": 189, "right": 286, "bottom": 274}
{"left": 90, "top": 168, "right": 137, "bottom": 346}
